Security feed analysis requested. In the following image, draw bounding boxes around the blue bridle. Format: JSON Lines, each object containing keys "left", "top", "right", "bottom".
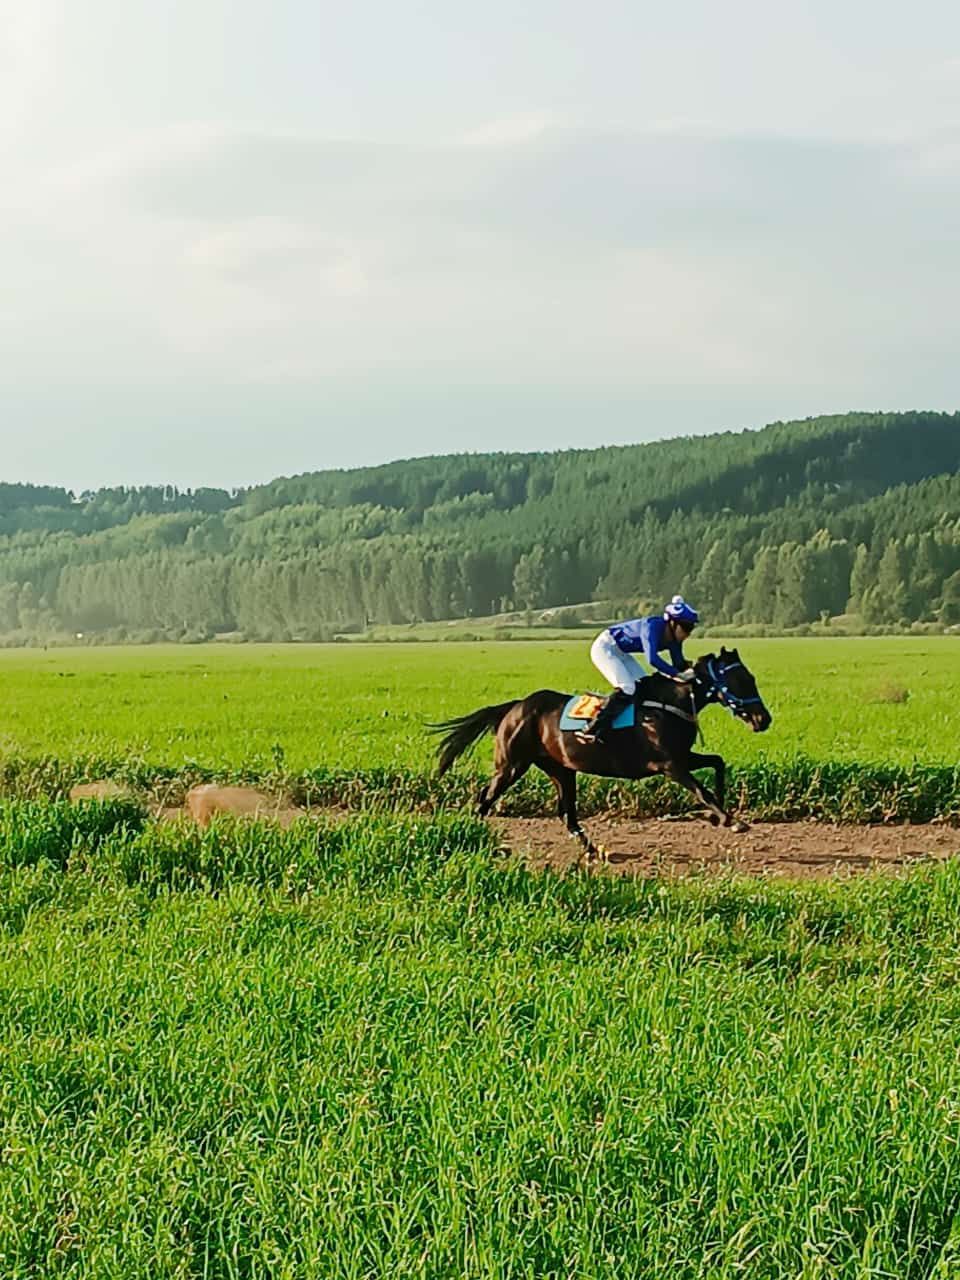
{"left": 702, "top": 657, "right": 764, "bottom": 717}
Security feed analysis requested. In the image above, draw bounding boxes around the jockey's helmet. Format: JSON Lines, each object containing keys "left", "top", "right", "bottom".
{"left": 664, "top": 595, "right": 699, "bottom": 626}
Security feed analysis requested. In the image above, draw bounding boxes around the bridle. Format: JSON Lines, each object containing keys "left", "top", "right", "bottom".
{"left": 701, "top": 656, "right": 764, "bottom": 719}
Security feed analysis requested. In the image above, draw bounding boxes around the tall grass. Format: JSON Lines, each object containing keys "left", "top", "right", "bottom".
{"left": 2, "top": 800, "right": 960, "bottom": 1275}
{"left": 5, "top": 753, "right": 960, "bottom": 823}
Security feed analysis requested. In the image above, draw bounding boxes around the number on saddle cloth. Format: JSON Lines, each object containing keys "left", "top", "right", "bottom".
{"left": 559, "top": 692, "right": 635, "bottom": 733}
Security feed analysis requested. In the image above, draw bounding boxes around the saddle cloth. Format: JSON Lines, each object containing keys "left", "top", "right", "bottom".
{"left": 559, "top": 692, "right": 635, "bottom": 732}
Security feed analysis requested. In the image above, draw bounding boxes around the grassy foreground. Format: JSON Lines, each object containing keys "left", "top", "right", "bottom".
{"left": 2, "top": 801, "right": 960, "bottom": 1277}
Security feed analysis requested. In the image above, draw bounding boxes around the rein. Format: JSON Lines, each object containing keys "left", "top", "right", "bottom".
{"left": 641, "top": 680, "right": 702, "bottom": 740}
{"left": 640, "top": 699, "right": 698, "bottom": 725}
{"left": 637, "top": 656, "right": 759, "bottom": 739}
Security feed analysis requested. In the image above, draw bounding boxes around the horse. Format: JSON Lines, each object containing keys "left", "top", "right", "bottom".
{"left": 430, "top": 648, "right": 771, "bottom": 861}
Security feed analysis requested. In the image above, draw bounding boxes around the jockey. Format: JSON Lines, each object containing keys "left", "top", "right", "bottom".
{"left": 576, "top": 594, "right": 700, "bottom": 744}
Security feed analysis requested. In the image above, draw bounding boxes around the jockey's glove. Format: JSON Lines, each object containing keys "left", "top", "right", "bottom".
{"left": 676, "top": 668, "right": 697, "bottom": 682}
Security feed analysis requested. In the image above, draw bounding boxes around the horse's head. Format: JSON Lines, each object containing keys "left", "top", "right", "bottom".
{"left": 695, "top": 647, "right": 772, "bottom": 733}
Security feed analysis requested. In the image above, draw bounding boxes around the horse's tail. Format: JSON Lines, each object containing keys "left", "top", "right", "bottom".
{"left": 428, "top": 701, "right": 517, "bottom": 775}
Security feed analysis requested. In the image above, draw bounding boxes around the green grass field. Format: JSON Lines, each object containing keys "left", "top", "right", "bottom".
{"left": 2, "top": 799, "right": 960, "bottom": 1277}
{"left": 5, "top": 640, "right": 960, "bottom": 1275}
{"left": 0, "top": 637, "right": 957, "bottom": 771}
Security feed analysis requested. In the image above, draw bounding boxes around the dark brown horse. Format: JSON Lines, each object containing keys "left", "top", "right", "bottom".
{"left": 431, "top": 648, "right": 771, "bottom": 861}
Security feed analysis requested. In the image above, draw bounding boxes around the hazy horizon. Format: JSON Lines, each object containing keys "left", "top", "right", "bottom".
{"left": 3, "top": 1, "right": 959, "bottom": 490}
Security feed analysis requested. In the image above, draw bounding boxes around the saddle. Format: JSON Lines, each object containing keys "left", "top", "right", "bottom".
{"left": 559, "top": 678, "right": 697, "bottom": 734}
{"left": 559, "top": 691, "right": 635, "bottom": 732}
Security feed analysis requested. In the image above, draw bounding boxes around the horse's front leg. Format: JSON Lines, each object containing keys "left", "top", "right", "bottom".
{"left": 686, "top": 752, "right": 749, "bottom": 831}
{"left": 687, "top": 751, "right": 727, "bottom": 813}
{"left": 667, "top": 762, "right": 740, "bottom": 830}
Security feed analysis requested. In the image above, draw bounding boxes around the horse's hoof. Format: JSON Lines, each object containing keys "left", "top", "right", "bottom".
{"left": 730, "top": 820, "right": 750, "bottom": 834}
{"left": 708, "top": 814, "right": 721, "bottom": 827}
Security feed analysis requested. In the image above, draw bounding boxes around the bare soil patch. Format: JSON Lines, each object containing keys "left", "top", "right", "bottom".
{"left": 74, "top": 777, "right": 960, "bottom": 879}
{"left": 494, "top": 816, "right": 960, "bottom": 878}
{"left": 183, "top": 784, "right": 304, "bottom": 828}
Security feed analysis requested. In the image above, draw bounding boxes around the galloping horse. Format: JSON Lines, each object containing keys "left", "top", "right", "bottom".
{"left": 431, "top": 648, "right": 771, "bottom": 861}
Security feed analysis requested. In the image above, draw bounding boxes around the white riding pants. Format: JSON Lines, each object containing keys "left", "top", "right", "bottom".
{"left": 590, "top": 629, "right": 646, "bottom": 695}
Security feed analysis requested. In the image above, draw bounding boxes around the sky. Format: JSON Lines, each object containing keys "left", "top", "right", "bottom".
{"left": 2, "top": 0, "right": 959, "bottom": 491}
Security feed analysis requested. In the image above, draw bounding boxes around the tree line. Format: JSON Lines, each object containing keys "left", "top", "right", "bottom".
{"left": 2, "top": 411, "right": 959, "bottom": 642}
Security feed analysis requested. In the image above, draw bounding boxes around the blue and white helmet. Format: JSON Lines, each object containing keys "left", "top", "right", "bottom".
{"left": 664, "top": 594, "right": 699, "bottom": 626}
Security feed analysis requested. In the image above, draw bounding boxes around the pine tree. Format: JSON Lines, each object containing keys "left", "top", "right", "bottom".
{"left": 875, "top": 540, "right": 910, "bottom": 623}
{"left": 741, "top": 548, "right": 779, "bottom": 623}
{"left": 513, "top": 545, "right": 548, "bottom": 611}
{"left": 940, "top": 570, "right": 960, "bottom": 626}
{"left": 774, "top": 544, "right": 814, "bottom": 627}
{"left": 847, "top": 543, "right": 875, "bottom": 614}
{"left": 691, "top": 539, "right": 730, "bottom": 619}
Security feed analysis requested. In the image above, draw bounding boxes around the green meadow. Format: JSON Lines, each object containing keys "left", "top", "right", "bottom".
{"left": 4, "top": 640, "right": 960, "bottom": 1276}
{"left": 0, "top": 636, "right": 956, "bottom": 771}
{"left": 1, "top": 637, "right": 958, "bottom": 823}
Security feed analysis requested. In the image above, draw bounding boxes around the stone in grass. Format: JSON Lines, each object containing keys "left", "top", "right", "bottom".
{"left": 184, "top": 784, "right": 304, "bottom": 828}
{"left": 69, "top": 780, "right": 140, "bottom": 804}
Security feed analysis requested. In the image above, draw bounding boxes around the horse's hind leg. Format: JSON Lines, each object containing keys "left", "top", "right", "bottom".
{"left": 475, "top": 719, "right": 531, "bottom": 818}
{"left": 477, "top": 763, "right": 529, "bottom": 817}
{"left": 537, "top": 760, "right": 603, "bottom": 864}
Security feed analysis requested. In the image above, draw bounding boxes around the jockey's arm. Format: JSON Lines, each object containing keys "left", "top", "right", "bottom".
{"left": 668, "top": 639, "right": 697, "bottom": 682}
{"left": 640, "top": 617, "right": 680, "bottom": 677}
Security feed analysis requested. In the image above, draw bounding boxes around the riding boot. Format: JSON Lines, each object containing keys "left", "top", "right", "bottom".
{"left": 576, "top": 689, "right": 633, "bottom": 744}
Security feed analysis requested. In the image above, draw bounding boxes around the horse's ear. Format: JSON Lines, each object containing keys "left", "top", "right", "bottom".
{"left": 719, "top": 645, "right": 728, "bottom": 657}
{"left": 729, "top": 647, "right": 740, "bottom": 660}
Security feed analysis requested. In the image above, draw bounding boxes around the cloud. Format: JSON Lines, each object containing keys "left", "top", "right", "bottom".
{"left": 2, "top": 120, "right": 959, "bottom": 398}
{"left": 0, "top": 0, "right": 61, "bottom": 148}
{"left": 460, "top": 113, "right": 556, "bottom": 146}
{"left": 902, "top": 128, "right": 960, "bottom": 179}
{"left": 182, "top": 216, "right": 366, "bottom": 290}
{"left": 77, "top": 122, "right": 942, "bottom": 249}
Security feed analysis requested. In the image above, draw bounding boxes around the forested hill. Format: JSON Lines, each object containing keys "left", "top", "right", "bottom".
{"left": 2, "top": 410, "right": 960, "bottom": 642}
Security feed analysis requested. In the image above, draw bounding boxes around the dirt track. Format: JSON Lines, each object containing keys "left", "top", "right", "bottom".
{"left": 494, "top": 816, "right": 960, "bottom": 878}
{"left": 89, "top": 778, "right": 959, "bottom": 881}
